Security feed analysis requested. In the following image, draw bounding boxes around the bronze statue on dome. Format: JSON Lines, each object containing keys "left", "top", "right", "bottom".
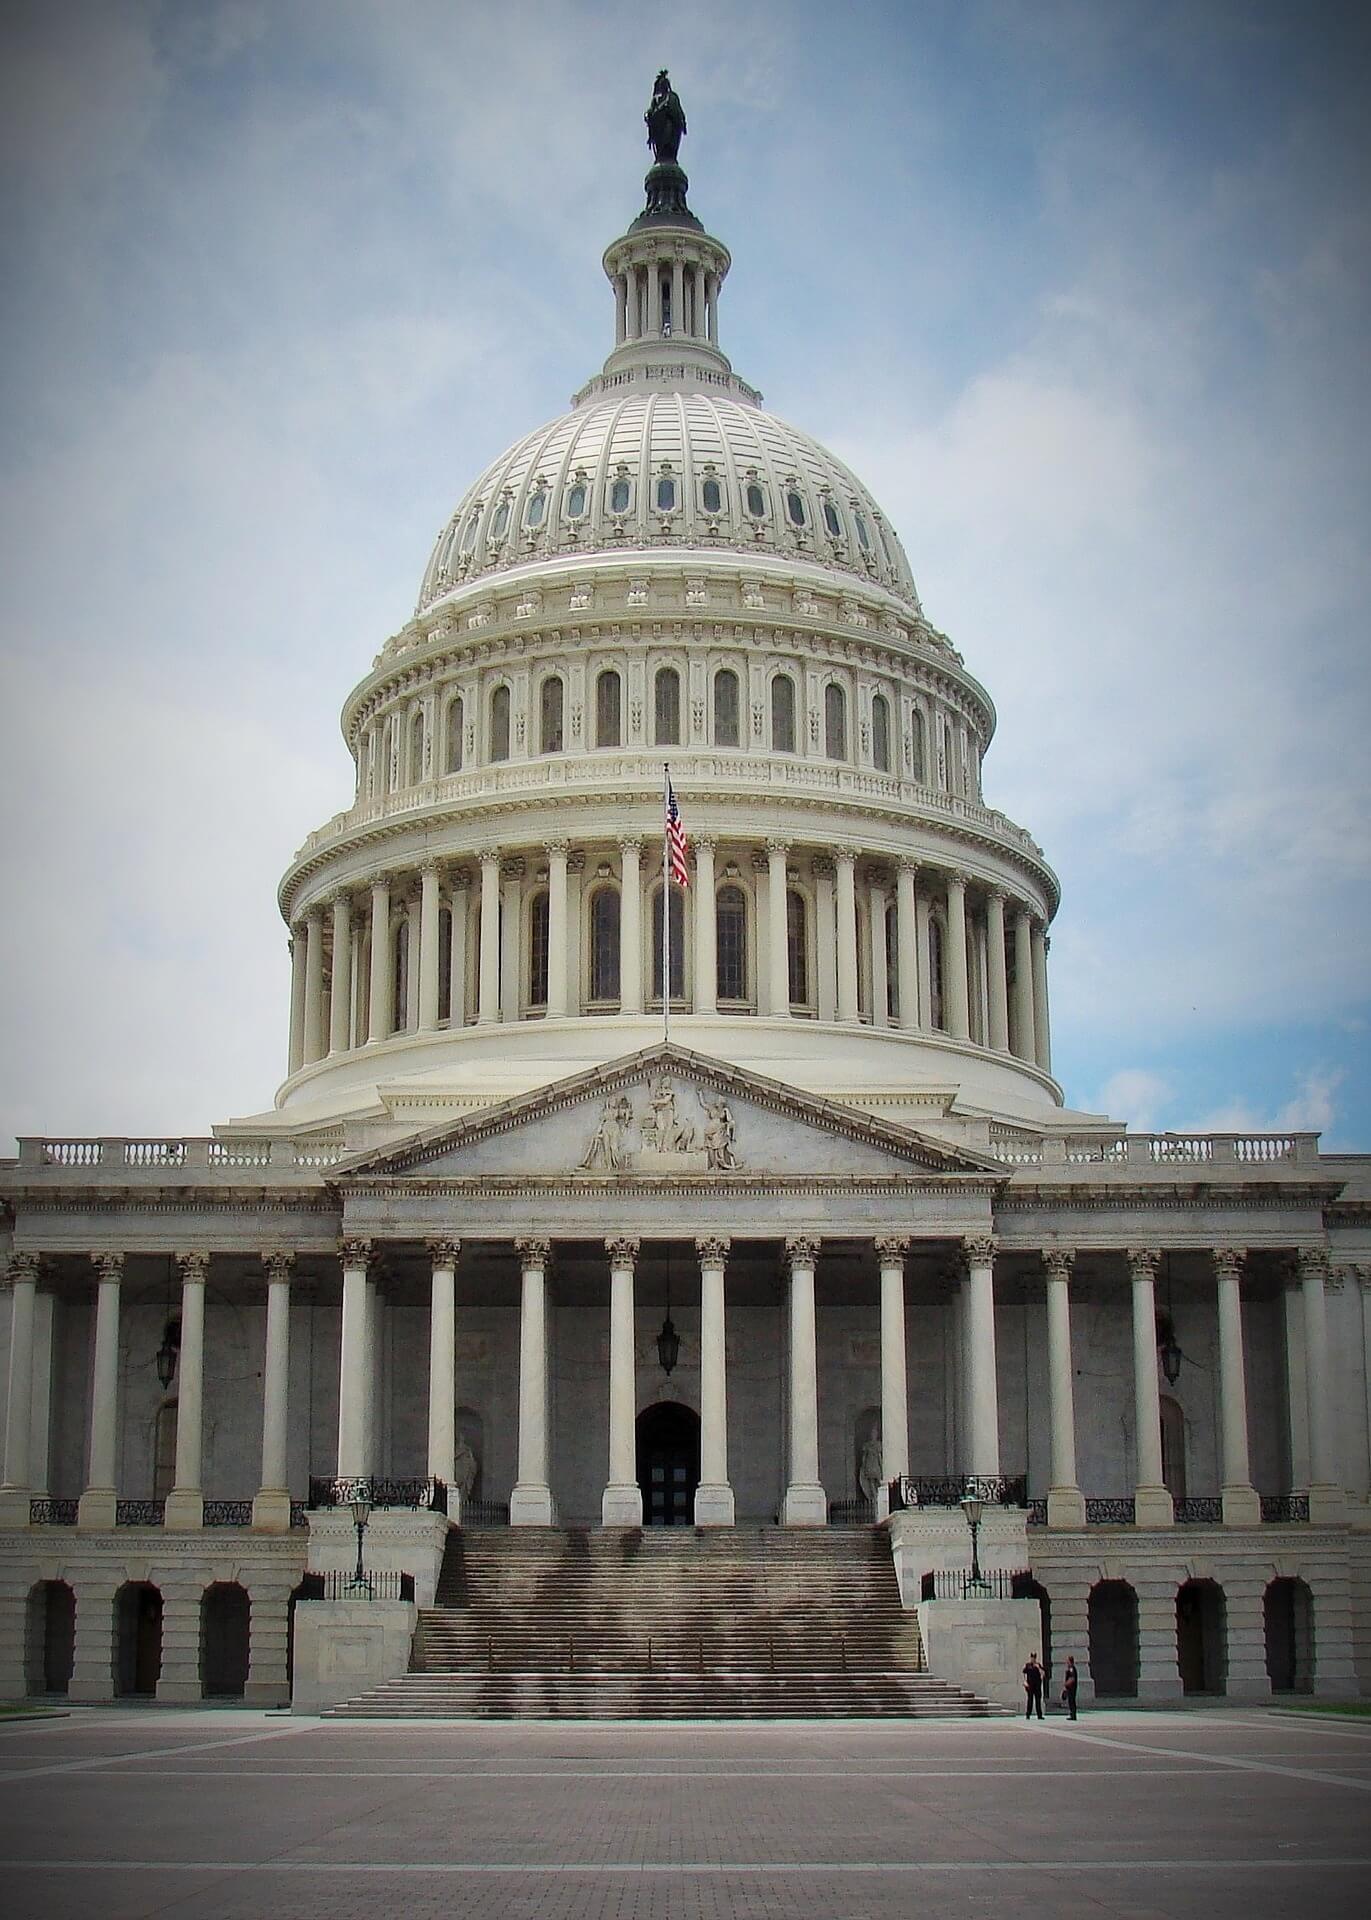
{"left": 645, "top": 71, "right": 686, "bottom": 164}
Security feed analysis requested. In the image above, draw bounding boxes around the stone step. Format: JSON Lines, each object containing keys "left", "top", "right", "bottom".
{"left": 326, "top": 1671, "right": 1003, "bottom": 1720}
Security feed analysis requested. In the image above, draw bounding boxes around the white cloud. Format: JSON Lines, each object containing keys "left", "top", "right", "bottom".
{"left": 1093, "top": 1069, "right": 1174, "bottom": 1132}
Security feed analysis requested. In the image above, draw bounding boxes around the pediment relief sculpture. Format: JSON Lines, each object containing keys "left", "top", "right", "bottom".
{"left": 577, "top": 1077, "right": 740, "bottom": 1175}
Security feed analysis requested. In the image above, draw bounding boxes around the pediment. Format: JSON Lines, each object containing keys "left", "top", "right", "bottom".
{"left": 333, "top": 1044, "right": 1005, "bottom": 1186}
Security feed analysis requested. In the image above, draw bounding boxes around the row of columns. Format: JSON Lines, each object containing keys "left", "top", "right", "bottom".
{"left": 613, "top": 258, "right": 720, "bottom": 346}
{"left": 287, "top": 842, "right": 1053, "bottom": 1073}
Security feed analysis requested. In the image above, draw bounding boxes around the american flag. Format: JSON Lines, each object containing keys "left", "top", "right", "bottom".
{"left": 665, "top": 778, "right": 689, "bottom": 888}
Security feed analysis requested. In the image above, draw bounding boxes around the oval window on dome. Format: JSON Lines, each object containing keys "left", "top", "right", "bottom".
{"left": 609, "top": 478, "right": 631, "bottom": 514}
{"left": 525, "top": 490, "right": 546, "bottom": 528}
{"left": 656, "top": 476, "right": 676, "bottom": 513}
{"left": 566, "top": 483, "right": 587, "bottom": 519}
{"left": 853, "top": 510, "right": 871, "bottom": 551}
{"left": 745, "top": 482, "right": 766, "bottom": 518}
{"left": 702, "top": 477, "right": 722, "bottom": 514}
{"left": 822, "top": 499, "right": 842, "bottom": 538}
{"left": 786, "top": 489, "right": 806, "bottom": 527}
{"left": 491, "top": 500, "right": 510, "bottom": 539}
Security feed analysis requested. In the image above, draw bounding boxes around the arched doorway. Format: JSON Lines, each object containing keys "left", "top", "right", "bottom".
{"left": 636, "top": 1402, "right": 700, "bottom": 1526}
{"left": 1088, "top": 1580, "right": 1138, "bottom": 1697}
{"left": 25, "top": 1581, "right": 75, "bottom": 1696}
{"left": 1177, "top": 1578, "right": 1227, "bottom": 1694}
{"left": 1265, "top": 1577, "right": 1314, "bottom": 1693}
{"left": 201, "top": 1583, "right": 250, "bottom": 1698}
{"left": 115, "top": 1582, "right": 163, "bottom": 1697}
{"left": 1013, "top": 1574, "right": 1053, "bottom": 1687}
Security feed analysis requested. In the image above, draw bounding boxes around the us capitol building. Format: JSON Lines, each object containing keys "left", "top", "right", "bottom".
{"left": 2, "top": 81, "right": 1368, "bottom": 1712}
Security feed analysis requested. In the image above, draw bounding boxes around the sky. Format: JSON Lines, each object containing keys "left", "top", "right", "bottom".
{"left": 1, "top": 0, "right": 1368, "bottom": 1153}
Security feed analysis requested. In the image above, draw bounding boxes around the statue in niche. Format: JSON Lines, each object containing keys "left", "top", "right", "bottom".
{"left": 452, "top": 1433, "right": 478, "bottom": 1502}
{"left": 643, "top": 1075, "right": 695, "bottom": 1153}
{"left": 580, "top": 1093, "right": 634, "bottom": 1171}
{"left": 858, "top": 1436, "right": 883, "bottom": 1507}
{"left": 698, "top": 1090, "right": 740, "bottom": 1170}
{"left": 645, "top": 70, "right": 686, "bottom": 164}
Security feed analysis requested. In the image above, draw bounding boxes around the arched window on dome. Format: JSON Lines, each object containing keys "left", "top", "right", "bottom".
{"left": 713, "top": 668, "right": 740, "bottom": 747}
{"left": 871, "top": 693, "right": 891, "bottom": 773}
{"left": 595, "top": 669, "right": 622, "bottom": 748}
{"left": 609, "top": 476, "right": 631, "bottom": 515}
{"left": 824, "top": 682, "right": 847, "bottom": 762}
{"left": 786, "top": 888, "right": 810, "bottom": 1010}
{"left": 786, "top": 488, "right": 806, "bottom": 528}
{"left": 701, "top": 475, "right": 723, "bottom": 515}
{"left": 910, "top": 707, "right": 927, "bottom": 783}
{"left": 853, "top": 509, "right": 871, "bottom": 552}
{"left": 540, "top": 675, "right": 564, "bottom": 755}
{"left": 822, "top": 497, "right": 842, "bottom": 540}
{"left": 489, "top": 685, "right": 511, "bottom": 763}
{"left": 565, "top": 481, "right": 588, "bottom": 520}
{"left": 654, "top": 667, "right": 681, "bottom": 746}
{"left": 524, "top": 487, "right": 547, "bottom": 529}
{"left": 885, "top": 899, "right": 900, "bottom": 1022}
{"left": 445, "top": 696, "right": 464, "bottom": 774}
{"left": 716, "top": 885, "right": 748, "bottom": 1005}
{"left": 929, "top": 916, "right": 946, "bottom": 1032}
{"left": 655, "top": 474, "right": 677, "bottom": 513}
{"left": 527, "top": 890, "right": 550, "bottom": 1011}
{"left": 745, "top": 481, "right": 767, "bottom": 520}
{"left": 651, "top": 885, "right": 686, "bottom": 1004}
{"left": 409, "top": 709, "right": 426, "bottom": 785}
{"left": 771, "top": 674, "right": 796, "bottom": 754}
{"left": 491, "top": 499, "right": 510, "bottom": 541}
{"left": 588, "top": 887, "right": 621, "bottom": 1004}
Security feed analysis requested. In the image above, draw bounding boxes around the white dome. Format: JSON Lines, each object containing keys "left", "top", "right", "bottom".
{"left": 417, "top": 391, "right": 922, "bottom": 616}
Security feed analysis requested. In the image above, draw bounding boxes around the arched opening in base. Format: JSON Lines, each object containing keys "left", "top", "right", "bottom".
{"left": 1264, "top": 1577, "right": 1314, "bottom": 1694}
{"left": 115, "top": 1582, "right": 163, "bottom": 1697}
{"left": 201, "top": 1582, "right": 250, "bottom": 1698}
{"left": 1177, "top": 1578, "right": 1227, "bottom": 1695}
{"left": 1088, "top": 1579, "right": 1138, "bottom": 1698}
{"left": 636, "top": 1401, "right": 700, "bottom": 1527}
{"left": 25, "top": 1580, "right": 75, "bottom": 1696}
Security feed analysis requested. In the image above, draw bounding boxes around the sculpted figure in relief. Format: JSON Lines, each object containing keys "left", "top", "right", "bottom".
{"left": 858, "top": 1437, "right": 883, "bottom": 1507}
{"left": 580, "top": 1094, "right": 634, "bottom": 1171}
{"left": 698, "top": 1091, "right": 740, "bottom": 1170}
{"left": 643, "top": 1076, "right": 695, "bottom": 1153}
{"left": 452, "top": 1434, "right": 478, "bottom": 1501}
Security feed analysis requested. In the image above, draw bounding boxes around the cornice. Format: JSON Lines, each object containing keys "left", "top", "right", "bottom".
{"left": 340, "top": 1173, "right": 1003, "bottom": 1201}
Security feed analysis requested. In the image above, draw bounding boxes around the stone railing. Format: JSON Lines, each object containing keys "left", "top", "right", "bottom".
{"left": 989, "top": 1130, "right": 1321, "bottom": 1172}
{"left": 18, "top": 1135, "right": 348, "bottom": 1175}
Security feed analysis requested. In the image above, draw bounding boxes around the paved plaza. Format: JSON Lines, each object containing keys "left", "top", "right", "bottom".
{"left": 0, "top": 1707, "right": 1368, "bottom": 1917}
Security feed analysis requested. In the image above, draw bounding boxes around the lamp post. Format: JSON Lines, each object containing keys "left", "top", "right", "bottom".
{"left": 960, "top": 1491, "right": 987, "bottom": 1595}
{"left": 350, "top": 1489, "right": 373, "bottom": 1594}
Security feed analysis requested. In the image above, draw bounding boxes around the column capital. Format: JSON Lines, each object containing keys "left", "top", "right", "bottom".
{"left": 339, "top": 1236, "right": 373, "bottom": 1270}
{"left": 1212, "top": 1247, "right": 1247, "bottom": 1284}
{"left": 946, "top": 868, "right": 969, "bottom": 892}
{"left": 963, "top": 1234, "right": 997, "bottom": 1267}
{"left": 694, "top": 1235, "right": 730, "bottom": 1266}
{"left": 896, "top": 856, "right": 919, "bottom": 878}
{"left": 261, "top": 1249, "right": 295, "bottom": 1284}
{"left": 872, "top": 1234, "right": 910, "bottom": 1266}
{"left": 1042, "top": 1247, "right": 1075, "bottom": 1283}
{"left": 617, "top": 836, "right": 643, "bottom": 857}
{"left": 2, "top": 1252, "right": 42, "bottom": 1289}
{"left": 1126, "top": 1247, "right": 1161, "bottom": 1281}
{"left": 90, "top": 1251, "right": 124, "bottom": 1284}
{"left": 419, "top": 857, "right": 441, "bottom": 878}
{"left": 175, "top": 1251, "right": 210, "bottom": 1284}
{"left": 426, "top": 1237, "right": 462, "bottom": 1267}
{"left": 516, "top": 1236, "right": 552, "bottom": 1268}
{"left": 478, "top": 844, "right": 502, "bottom": 867}
{"left": 765, "top": 837, "right": 790, "bottom": 857}
{"left": 1295, "top": 1245, "right": 1329, "bottom": 1284}
{"left": 545, "top": 838, "right": 570, "bottom": 859}
{"left": 693, "top": 835, "right": 717, "bottom": 857}
{"left": 833, "top": 845, "right": 858, "bottom": 866}
{"left": 605, "top": 1236, "right": 640, "bottom": 1268}
{"left": 303, "top": 903, "right": 324, "bottom": 925}
{"left": 784, "top": 1234, "right": 821, "bottom": 1271}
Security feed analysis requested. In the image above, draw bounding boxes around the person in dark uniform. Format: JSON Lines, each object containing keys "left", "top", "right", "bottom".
{"left": 1061, "top": 1654, "right": 1079, "bottom": 1720}
{"left": 1023, "top": 1652, "right": 1045, "bottom": 1719}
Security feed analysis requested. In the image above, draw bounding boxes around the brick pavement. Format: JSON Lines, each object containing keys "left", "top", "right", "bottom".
{"left": 0, "top": 1708, "right": 1368, "bottom": 1917}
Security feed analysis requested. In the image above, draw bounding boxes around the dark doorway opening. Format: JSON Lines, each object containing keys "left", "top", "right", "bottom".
{"left": 636, "top": 1401, "right": 700, "bottom": 1526}
{"left": 201, "top": 1582, "right": 250, "bottom": 1698}
{"left": 1087, "top": 1579, "right": 1138, "bottom": 1697}
{"left": 1264, "top": 1576, "right": 1314, "bottom": 1694}
{"left": 1177, "top": 1578, "right": 1227, "bottom": 1694}
{"left": 1013, "top": 1573, "right": 1053, "bottom": 1687}
{"left": 115, "top": 1582, "right": 163, "bottom": 1697}
{"left": 25, "top": 1580, "right": 75, "bottom": 1696}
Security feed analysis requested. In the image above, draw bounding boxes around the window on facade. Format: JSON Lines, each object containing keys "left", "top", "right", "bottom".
{"left": 716, "top": 886, "right": 748, "bottom": 1002}
{"left": 525, "top": 489, "right": 546, "bottom": 528}
{"left": 589, "top": 888, "right": 621, "bottom": 1002}
{"left": 656, "top": 475, "right": 676, "bottom": 512}
{"left": 651, "top": 886, "right": 686, "bottom": 1001}
{"left": 702, "top": 477, "right": 722, "bottom": 514}
{"left": 771, "top": 674, "right": 796, "bottom": 753}
{"left": 654, "top": 666, "right": 681, "bottom": 745}
{"left": 489, "top": 685, "right": 511, "bottom": 762}
{"left": 745, "top": 482, "right": 766, "bottom": 518}
{"left": 824, "top": 682, "right": 847, "bottom": 761}
{"left": 713, "top": 668, "right": 740, "bottom": 747}
{"left": 929, "top": 918, "right": 945, "bottom": 1031}
{"left": 822, "top": 498, "right": 842, "bottom": 538}
{"left": 885, "top": 900, "right": 899, "bottom": 1021}
{"left": 910, "top": 708, "right": 926, "bottom": 782}
{"left": 566, "top": 483, "right": 587, "bottom": 518}
{"left": 609, "top": 477, "right": 631, "bottom": 514}
{"left": 540, "top": 675, "right": 564, "bottom": 754}
{"left": 871, "top": 693, "right": 891, "bottom": 772}
{"left": 410, "top": 710, "right": 425, "bottom": 784}
{"left": 786, "top": 889, "right": 809, "bottom": 1007}
{"left": 854, "top": 509, "right": 871, "bottom": 550}
{"left": 595, "top": 669, "right": 622, "bottom": 747}
{"left": 446, "top": 696, "right": 464, "bottom": 773}
{"left": 528, "top": 891, "right": 550, "bottom": 1009}
{"left": 491, "top": 500, "right": 510, "bottom": 539}
{"left": 786, "top": 489, "right": 806, "bottom": 527}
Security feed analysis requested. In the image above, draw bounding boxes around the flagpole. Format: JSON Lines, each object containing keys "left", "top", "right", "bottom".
{"left": 662, "top": 762, "right": 671, "bottom": 1047}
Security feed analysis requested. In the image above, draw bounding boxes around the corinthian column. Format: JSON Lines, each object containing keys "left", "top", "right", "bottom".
{"left": 602, "top": 1237, "right": 642, "bottom": 1525}
{"left": 418, "top": 862, "right": 442, "bottom": 1032}
{"left": 1011, "top": 907, "right": 1035, "bottom": 1062}
{"left": 963, "top": 1236, "right": 1000, "bottom": 1477}
{"left": 546, "top": 840, "right": 569, "bottom": 1018}
{"left": 329, "top": 894, "right": 352, "bottom": 1054}
{"left": 424, "top": 1239, "right": 460, "bottom": 1496}
{"left": 782, "top": 1235, "right": 826, "bottom": 1525}
{"left": 693, "top": 838, "right": 717, "bottom": 1015}
{"left": 1212, "top": 1249, "right": 1259, "bottom": 1525}
{"left": 895, "top": 861, "right": 918, "bottom": 1031}
{"left": 79, "top": 1252, "right": 124, "bottom": 1529}
{"left": 368, "top": 877, "right": 392, "bottom": 1043}
{"left": 164, "top": 1251, "right": 208, "bottom": 1530}
{"left": 944, "top": 873, "right": 970, "bottom": 1040}
{"left": 336, "top": 1239, "right": 372, "bottom": 1478}
{"left": 511, "top": 1238, "right": 554, "bottom": 1524}
{"left": 1128, "top": 1248, "right": 1173, "bottom": 1526}
{"left": 874, "top": 1236, "right": 910, "bottom": 1518}
{"left": 478, "top": 848, "right": 501, "bottom": 1023}
{"left": 1043, "top": 1249, "right": 1085, "bottom": 1527}
{"left": 302, "top": 910, "right": 325, "bottom": 1064}
{"left": 985, "top": 889, "right": 1009, "bottom": 1052}
{"left": 1298, "top": 1247, "right": 1342, "bottom": 1521}
{"left": 767, "top": 839, "right": 791, "bottom": 1017}
{"left": 0, "top": 1254, "right": 41, "bottom": 1523}
{"left": 620, "top": 839, "right": 643, "bottom": 1013}
{"left": 695, "top": 1236, "right": 734, "bottom": 1524}
{"left": 253, "top": 1250, "right": 294, "bottom": 1530}
{"left": 835, "top": 848, "right": 859, "bottom": 1022}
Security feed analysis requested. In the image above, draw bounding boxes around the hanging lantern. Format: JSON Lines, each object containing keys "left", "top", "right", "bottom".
{"left": 656, "top": 1313, "right": 681, "bottom": 1376}
{"left": 155, "top": 1318, "right": 180, "bottom": 1391}
{"left": 1157, "top": 1314, "right": 1183, "bottom": 1387}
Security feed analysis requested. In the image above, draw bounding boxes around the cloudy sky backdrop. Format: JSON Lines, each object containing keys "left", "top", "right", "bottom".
{"left": 2, "top": 0, "right": 1368, "bottom": 1151}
